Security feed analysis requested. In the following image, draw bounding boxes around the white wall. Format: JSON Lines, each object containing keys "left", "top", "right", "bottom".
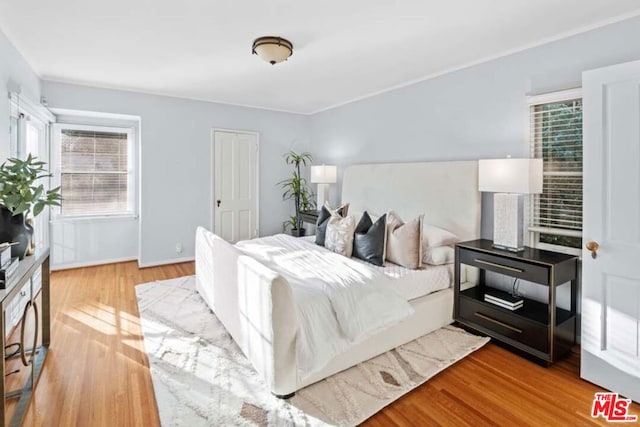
{"left": 0, "top": 29, "right": 41, "bottom": 159}
{"left": 51, "top": 217, "right": 138, "bottom": 269}
{"left": 42, "top": 81, "right": 311, "bottom": 266}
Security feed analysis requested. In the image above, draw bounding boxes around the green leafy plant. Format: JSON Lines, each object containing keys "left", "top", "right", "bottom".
{"left": 281, "top": 216, "right": 299, "bottom": 233}
{"left": 279, "top": 151, "right": 315, "bottom": 233}
{"left": 0, "top": 154, "right": 62, "bottom": 217}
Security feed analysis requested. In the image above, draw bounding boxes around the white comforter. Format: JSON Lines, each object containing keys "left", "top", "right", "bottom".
{"left": 235, "top": 234, "right": 414, "bottom": 379}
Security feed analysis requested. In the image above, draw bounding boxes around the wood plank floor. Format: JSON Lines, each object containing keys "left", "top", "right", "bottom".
{"left": 5, "top": 261, "right": 638, "bottom": 426}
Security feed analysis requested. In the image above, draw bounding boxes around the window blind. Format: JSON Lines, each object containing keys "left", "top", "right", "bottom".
{"left": 529, "top": 98, "right": 583, "bottom": 248}
{"left": 60, "top": 129, "right": 130, "bottom": 215}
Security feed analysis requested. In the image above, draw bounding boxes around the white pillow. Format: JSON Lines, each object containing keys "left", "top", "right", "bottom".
{"left": 324, "top": 214, "right": 356, "bottom": 257}
{"left": 423, "top": 245, "right": 455, "bottom": 265}
{"left": 422, "top": 224, "right": 459, "bottom": 248}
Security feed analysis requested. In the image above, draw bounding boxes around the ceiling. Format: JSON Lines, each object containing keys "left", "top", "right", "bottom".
{"left": 1, "top": 1, "right": 639, "bottom": 114}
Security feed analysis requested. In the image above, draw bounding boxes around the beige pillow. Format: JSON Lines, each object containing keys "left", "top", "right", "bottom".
{"left": 386, "top": 212, "right": 424, "bottom": 269}
{"left": 324, "top": 214, "right": 356, "bottom": 257}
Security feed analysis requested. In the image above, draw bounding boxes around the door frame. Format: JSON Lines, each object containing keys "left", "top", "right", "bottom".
{"left": 210, "top": 128, "right": 260, "bottom": 238}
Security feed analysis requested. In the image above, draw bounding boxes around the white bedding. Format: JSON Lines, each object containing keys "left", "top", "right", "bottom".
{"left": 363, "top": 261, "right": 455, "bottom": 301}
{"left": 235, "top": 234, "right": 414, "bottom": 380}
{"left": 300, "top": 236, "right": 458, "bottom": 302}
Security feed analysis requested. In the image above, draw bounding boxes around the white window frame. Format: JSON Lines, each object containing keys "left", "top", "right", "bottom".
{"left": 9, "top": 92, "right": 55, "bottom": 249}
{"left": 51, "top": 123, "right": 137, "bottom": 220}
{"left": 525, "top": 88, "right": 583, "bottom": 257}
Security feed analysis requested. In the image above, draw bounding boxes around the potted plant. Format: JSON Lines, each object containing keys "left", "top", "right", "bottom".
{"left": 279, "top": 151, "right": 315, "bottom": 236}
{"left": 0, "top": 154, "right": 62, "bottom": 259}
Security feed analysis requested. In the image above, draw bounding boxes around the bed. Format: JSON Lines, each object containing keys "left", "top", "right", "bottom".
{"left": 195, "top": 160, "right": 480, "bottom": 398}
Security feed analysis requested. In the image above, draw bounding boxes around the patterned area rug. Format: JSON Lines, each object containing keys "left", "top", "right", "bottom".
{"left": 135, "top": 276, "right": 489, "bottom": 426}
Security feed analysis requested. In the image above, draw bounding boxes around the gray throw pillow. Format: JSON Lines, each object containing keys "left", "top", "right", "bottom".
{"left": 353, "top": 212, "right": 387, "bottom": 266}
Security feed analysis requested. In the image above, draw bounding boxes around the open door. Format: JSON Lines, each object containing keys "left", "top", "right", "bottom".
{"left": 581, "top": 59, "right": 640, "bottom": 402}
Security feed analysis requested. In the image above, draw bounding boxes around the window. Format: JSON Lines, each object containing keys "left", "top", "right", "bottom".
{"left": 9, "top": 92, "right": 54, "bottom": 248}
{"left": 528, "top": 89, "right": 583, "bottom": 254}
{"left": 52, "top": 124, "right": 136, "bottom": 217}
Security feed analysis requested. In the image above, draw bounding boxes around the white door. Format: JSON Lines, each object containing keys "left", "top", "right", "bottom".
{"left": 213, "top": 130, "right": 258, "bottom": 242}
{"left": 581, "top": 59, "right": 640, "bottom": 402}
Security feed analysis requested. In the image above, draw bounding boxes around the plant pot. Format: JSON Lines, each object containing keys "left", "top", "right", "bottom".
{"left": 290, "top": 227, "right": 306, "bottom": 237}
{"left": 0, "top": 207, "right": 34, "bottom": 260}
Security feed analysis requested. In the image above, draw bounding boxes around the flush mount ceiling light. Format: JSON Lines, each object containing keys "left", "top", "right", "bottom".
{"left": 252, "top": 36, "right": 293, "bottom": 65}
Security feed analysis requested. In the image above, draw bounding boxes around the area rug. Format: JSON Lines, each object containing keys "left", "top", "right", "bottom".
{"left": 135, "top": 276, "right": 489, "bottom": 426}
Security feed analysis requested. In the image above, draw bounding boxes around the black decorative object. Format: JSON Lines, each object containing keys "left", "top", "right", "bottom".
{"left": 353, "top": 212, "right": 387, "bottom": 266}
{"left": 0, "top": 208, "right": 33, "bottom": 260}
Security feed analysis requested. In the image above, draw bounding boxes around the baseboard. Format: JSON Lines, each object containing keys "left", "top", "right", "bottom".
{"left": 138, "top": 256, "right": 195, "bottom": 269}
{"left": 51, "top": 256, "right": 138, "bottom": 271}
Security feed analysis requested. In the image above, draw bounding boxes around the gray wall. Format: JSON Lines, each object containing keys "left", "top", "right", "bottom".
{"left": 43, "top": 81, "right": 311, "bottom": 266}
{"left": 309, "top": 15, "right": 640, "bottom": 239}
{"left": 0, "top": 30, "right": 41, "bottom": 159}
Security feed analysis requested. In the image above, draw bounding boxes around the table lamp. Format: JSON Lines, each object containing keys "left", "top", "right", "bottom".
{"left": 479, "top": 158, "right": 543, "bottom": 251}
{"left": 310, "top": 165, "right": 337, "bottom": 209}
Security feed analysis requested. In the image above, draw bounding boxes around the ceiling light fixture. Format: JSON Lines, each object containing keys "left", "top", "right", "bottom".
{"left": 252, "top": 36, "right": 293, "bottom": 65}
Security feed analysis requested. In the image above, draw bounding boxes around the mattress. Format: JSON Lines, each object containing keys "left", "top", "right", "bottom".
{"left": 301, "top": 235, "right": 461, "bottom": 301}
{"left": 361, "top": 260, "right": 455, "bottom": 301}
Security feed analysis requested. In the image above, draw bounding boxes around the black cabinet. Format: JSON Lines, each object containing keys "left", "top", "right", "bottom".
{"left": 454, "top": 239, "right": 578, "bottom": 364}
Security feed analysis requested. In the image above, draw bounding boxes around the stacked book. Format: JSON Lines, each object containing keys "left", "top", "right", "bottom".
{"left": 484, "top": 288, "right": 523, "bottom": 311}
{"left": 0, "top": 244, "right": 19, "bottom": 289}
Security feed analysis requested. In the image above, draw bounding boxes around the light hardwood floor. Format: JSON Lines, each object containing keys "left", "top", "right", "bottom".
{"left": 5, "top": 261, "right": 638, "bottom": 426}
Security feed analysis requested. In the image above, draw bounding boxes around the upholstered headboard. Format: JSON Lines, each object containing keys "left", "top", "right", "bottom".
{"left": 341, "top": 161, "right": 481, "bottom": 241}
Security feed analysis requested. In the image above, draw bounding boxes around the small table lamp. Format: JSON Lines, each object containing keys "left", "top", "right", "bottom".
{"left": 479, "top": 158, "right": 543, "bottom": 252}
{"left": 310, "top": 165, "right": 337, "bottom": 209}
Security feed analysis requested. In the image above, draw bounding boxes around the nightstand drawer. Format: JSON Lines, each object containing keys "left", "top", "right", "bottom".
{"left": 459, "top": 296, "right": 548, "bottom": 353}
{"left": 459, "top": 250, "right": 549, "bottom": 285}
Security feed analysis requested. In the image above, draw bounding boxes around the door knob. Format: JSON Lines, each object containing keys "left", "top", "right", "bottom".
{"left": 216, "top": 200, "right": 221, "bottom": 207}
{"left": 586, "top": 241, "right": 599, "bottom": 259}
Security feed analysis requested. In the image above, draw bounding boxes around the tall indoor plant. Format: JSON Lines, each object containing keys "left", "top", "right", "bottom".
{"left": 0, "top": 154, "right": 62, "bottom": 259}
{"left": 279, "top": 151, "right": 314, "bottom": 236}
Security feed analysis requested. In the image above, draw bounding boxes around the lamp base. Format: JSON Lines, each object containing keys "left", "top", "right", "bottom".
{"left": 316, "top": 183, "right": 329, "bottom": 209}
{"left": 493, "top": 193, "right": 524, "bottom": 252}
{"left": 491, "top": 243, "right": 525, "bottom": 253}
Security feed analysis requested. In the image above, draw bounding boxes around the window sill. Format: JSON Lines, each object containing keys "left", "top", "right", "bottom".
{"left": 531, "top": 241, "right": 582, "bottom": 257}
{"left": 50, "top": 213, "right": 138, "bottom": 223}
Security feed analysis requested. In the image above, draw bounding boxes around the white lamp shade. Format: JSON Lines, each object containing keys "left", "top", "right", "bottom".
{"left": 310, "top": 165, "right": 337, "bottom": 184}
{"left": 478, "top": 158, "right": 543, "bottom": 194}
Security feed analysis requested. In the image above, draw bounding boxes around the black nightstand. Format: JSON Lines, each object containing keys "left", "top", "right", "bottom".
{"left": 454, "top": 239, "right": 578, "bottom": 365}
{"left": 299, "top": 210, "right": 319, "bottom": 226}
